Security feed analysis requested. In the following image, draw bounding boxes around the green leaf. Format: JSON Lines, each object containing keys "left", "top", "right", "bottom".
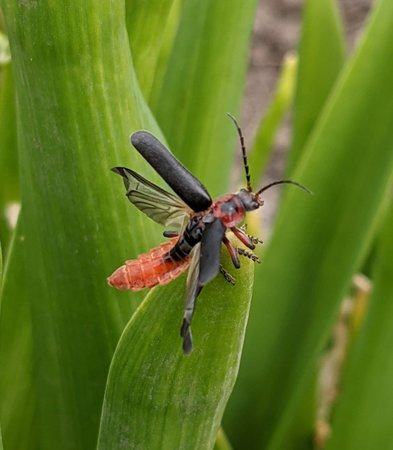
{"left": 0, "top": 62, "right": 18, "bottom": 252}
{"left": 249, "top": 53, "right": 297, "bottom": 185}
{"left": 148, "top": 0, "right": 182, "bottom": 109}
{"left": 214, "top": 428, "right": 233, "bottom": 450}
{"left": 326, "top": 202, "right": 393, "bottom": 450}
{"left": 98, "top": 251, "right": 253, "bottom": 450}
{"left": 225, "top": 0, "right": 393, "bottom": 448}
{"left": 126, "top": 0, "right": 177, "bottom": 101}
{"left": 287, "top": 0, "right": 345, "bottom": 173}
{"left": 0, "top": 222, "right": 36, "bottom": 449}
{"left": 0, "top": 1, "right": 162, "bottom": 448}
{"left": 154, "top": 0, "right": 259, "bottom": 195}
{"left": 0, "top": 30, "right": 10, "bottom": 64}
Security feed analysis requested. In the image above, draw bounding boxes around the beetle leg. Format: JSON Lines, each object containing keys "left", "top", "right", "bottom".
{"left": 163, "top": 230, "right": 179, "bottom": 238}
{"left": 231, "top": 226, "right": 263, "bottom": 249}
{"left": 237, "top": 247, "right": 260, "bottom": 263}
{"left": 250, "top": 235, "right": 263, "bottom": 245}
{"left": 181, "top": 219, "right": 226, "bottom": 355}
{"left": 219, "top": 265, "right": 236, "bottom": 285}
{"left": 223, "top": 236, "right": 240, "bottom": 269}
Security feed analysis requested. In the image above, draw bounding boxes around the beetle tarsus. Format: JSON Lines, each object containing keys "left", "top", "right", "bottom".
{"left": 219, "top": 265, "right": 236, "bottom": 284}
{"left": 238, "top": 224, "right": 262, "bottom": 245}
{"left": 250, "top": 235, "right": 263, "bottom": 245}
{"left": 237, "top": 248, "right": 260, "bottom": 263}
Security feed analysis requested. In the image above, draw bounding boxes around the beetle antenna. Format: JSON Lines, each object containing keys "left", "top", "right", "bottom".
{"left": 256, "top": 179, "right": 312, "bottom": 195}
{"left": 226, "top": 112, "right": 252, "bottom": 192}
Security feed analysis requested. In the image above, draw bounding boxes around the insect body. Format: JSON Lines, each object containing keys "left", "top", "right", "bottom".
{"left": 107, "top": 237, "right": 189, "bottom": 291}
{"left": 108, "top": 114, "right": 310, "bottom": 354}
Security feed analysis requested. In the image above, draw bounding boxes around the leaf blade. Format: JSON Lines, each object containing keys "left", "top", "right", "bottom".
{"left": 225, "top": 0, "right": 393, "bottom": 447}
{"left": 249, "top": 53, "right": 298, "bottom": 185}
{"left": 287, "top": 0, "right": 345, "bottom": 173}
{"left": 155, "top": 0, "right": 259, "bottom": 195}
{"left": 0, "top": 52, "right": 18, "bottom": 252}
{"left": 0, "top": 1, "right": 163, "bottom": 448}
{"left": 326, "top": 202, "right": 393, "bottom": 450}
{"left": 98, "top": 251, "right": 254, "bottom": 450}
{"left": 126, "top": 0, "right": 176, "bottom": 100}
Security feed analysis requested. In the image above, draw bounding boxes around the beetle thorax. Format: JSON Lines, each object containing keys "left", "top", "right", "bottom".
{"left": 211, "top": 194, "right": 246, "bottom": 228}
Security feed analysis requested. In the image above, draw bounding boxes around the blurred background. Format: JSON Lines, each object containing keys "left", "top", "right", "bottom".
{"left": 244, "top": 0, "right": 371, "bottom": 232}
{"left": 2, "top": 1, "right": 393, "bottom": 449}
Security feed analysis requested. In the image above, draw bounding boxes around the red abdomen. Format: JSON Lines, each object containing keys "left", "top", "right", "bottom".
{"left": 107, "top": 238, "right": 189, "bottom": 291}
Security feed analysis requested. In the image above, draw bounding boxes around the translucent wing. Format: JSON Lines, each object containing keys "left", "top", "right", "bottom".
{"left": 181, "top": 244, "right": 202, "bottom": 355}
{"left": 112, "top": 167, "right": 192, "bottom": 230}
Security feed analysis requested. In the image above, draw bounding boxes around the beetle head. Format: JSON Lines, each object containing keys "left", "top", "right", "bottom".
{"left": 237, "top": 189, "right": 264, "bottom": 212}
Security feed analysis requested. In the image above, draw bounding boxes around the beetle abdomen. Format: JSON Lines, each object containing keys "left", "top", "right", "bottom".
{"left": 107, "top": 238, "right": 190, "bottom": 291}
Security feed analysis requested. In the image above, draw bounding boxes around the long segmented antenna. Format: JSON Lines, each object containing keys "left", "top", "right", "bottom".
{"left": 256, "top": 179, "right": 312, "bottom": 196}
{"left": 226, "top": 112, "right": 252, "bottom": 192}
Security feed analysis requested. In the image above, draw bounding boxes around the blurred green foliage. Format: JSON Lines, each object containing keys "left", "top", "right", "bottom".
{"left": 1, "top": 0, "right": 393, "bottom": 449}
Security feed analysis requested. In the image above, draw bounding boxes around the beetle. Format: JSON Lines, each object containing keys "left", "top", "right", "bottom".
{"left": 108, "top": 114, "right": 310, "bottom": 354}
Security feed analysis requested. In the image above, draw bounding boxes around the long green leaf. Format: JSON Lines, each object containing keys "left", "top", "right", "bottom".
{"left": 0, "top": 33, "right": 17, "bottom": 253}
{"left": 98, "top": 251, "right": 253, "bottom": 450}
{"left": 0, "top": 1, "right": 162, "bottom": 448}
{"left": 287, "top": 0, "right": 345, "bottom": 173}
{"left": 225, "top": 0, "right": 393, "bottom": 448}
{"left": 0, "top": 221, "right": 36, "bottom": 449}
{"left": 155, "top": 0, "right": 259, "bottom": 195}
{"left": 326, "top": 202, "right": 393, "bottom": 450}
{"left": 249, "top": 53, "right": 297, "bottom": 185}
{"left": 148, "top": 0, "right": 182, "bottom": 109}
{"left": 125, "top": 0, "right": 176, "bottom": 101}
{"left": 0, "top": 29, "right": 10, "bottom": 63}
{"left": 0, "top": 30, "right": 32, "bottom": 450}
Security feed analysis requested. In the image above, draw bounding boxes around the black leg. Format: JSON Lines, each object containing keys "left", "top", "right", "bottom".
{"left": 163, "top": 230, "right": 179, "bottom": 238}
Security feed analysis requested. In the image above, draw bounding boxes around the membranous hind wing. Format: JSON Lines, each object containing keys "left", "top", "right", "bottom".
{"left": 112, "top": 167, "right": 192, "bottom": 230}
{"left": 181, "top": 219, "right": 226, "bottom": 354}
{"left": 131, "top": 131, "right": 212, "bottom": 212}
{"left": 182, "top": 244, "right": 202, "bottom": 355}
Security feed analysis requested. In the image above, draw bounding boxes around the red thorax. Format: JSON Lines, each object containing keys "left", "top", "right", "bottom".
{"left": 211, "top": 194, "right": 246, "bottom": 228}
